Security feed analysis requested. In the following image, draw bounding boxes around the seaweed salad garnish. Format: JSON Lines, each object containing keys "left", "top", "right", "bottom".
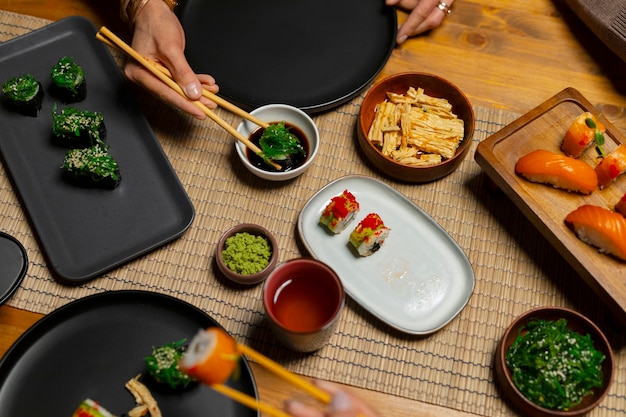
{"left": 259, "top": 122, "right": 305, "bottom": 161}
{"left": 505, "top": 318, "right": 605, "bottom": 410}
{"left": 145, "top": 339, "right": 195, "bottom": 389}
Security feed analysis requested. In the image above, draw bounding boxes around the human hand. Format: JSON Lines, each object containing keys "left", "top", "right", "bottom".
{"left": 124, "top": 0, "right": 219, "bottom": 119}
{"left": 386, "top": 0, "right": 454, "bottom": 44}
{"left": 285, "top": 380, "right": 382, "bottom": 417}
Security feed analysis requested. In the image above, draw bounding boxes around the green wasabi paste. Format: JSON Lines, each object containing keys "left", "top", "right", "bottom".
{"left": 222, "top": 232, "right": 272, "bottom": 274}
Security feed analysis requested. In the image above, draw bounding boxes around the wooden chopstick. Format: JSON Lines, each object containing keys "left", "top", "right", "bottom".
{"left": 96, "top": 27, "right": 281, "bottom": 170}
{"left": 211, "top": 384, "right": 291, "bottom": 417}
{"left": 237, "top": 343, "right": 332, "bottom": 403}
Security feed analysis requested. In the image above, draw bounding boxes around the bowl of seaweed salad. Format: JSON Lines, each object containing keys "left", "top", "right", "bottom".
{"left": 495, "top": 307, "right": 613, "bottom": 417}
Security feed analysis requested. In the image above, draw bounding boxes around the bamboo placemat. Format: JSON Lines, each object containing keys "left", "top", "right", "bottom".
{"left": 1, "top": 10, "right": 625, "bottom": 417}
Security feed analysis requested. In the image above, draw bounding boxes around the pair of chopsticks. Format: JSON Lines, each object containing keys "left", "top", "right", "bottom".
{"left": 211, "top": 343, "right": 333, "bottom": 417}
{"left": 95, "top": 26, "right": 281, "bottom": 170}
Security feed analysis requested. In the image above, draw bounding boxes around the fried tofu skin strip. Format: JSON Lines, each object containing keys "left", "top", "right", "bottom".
{"left": 126, "top": 375, "right": 162, "bottom": 417}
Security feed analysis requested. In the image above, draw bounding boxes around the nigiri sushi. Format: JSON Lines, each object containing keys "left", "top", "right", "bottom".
{"left": 515, "top": 149, "right": 598, "bottom": 194}
{"left": 614, "top": 193, "right": 626, "bottom": 217}
{"left": 561, "top": 112, "right": 605, "bottom": 158}
{"left": 319, "top": 189, "right": 360, "bottom": 233}
{"left": 179, "top": 327, "right": 240, "bottom": 385}
{"left": 564, "top": 204, "right": 626, "bottom": 261}
{"left": 595, "top": 144, "right": 626, "bottom": 189}
{"left": 349, "top": 213, "right": 390, "bottom": 256}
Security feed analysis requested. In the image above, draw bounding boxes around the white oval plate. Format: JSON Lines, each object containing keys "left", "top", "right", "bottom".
{"left": 297, "top": 175, "right": 474, "bottom": 334}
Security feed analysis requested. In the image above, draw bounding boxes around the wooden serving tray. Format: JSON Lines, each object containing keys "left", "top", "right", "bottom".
{"left": 475, "top": 87, "right": 626, "bottom": 325}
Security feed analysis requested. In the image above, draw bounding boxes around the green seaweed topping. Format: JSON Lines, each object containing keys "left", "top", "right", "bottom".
{"left": 505, "top": 318, "right": 605, "bottom": 411}
{"left": 145, "top": 339, "right": 195, "bottom": 389}
{"left": 52, "top": 104, "right": 104, "bottom": 144}
{"left": 51, "top": 56, "right": 85, "bottom": 93}
{"left": 2, "top": 74, "right": 40, "bottom": 102}
{"left": 584, "top": 117, "right": 606, "bottom": 157}
{"left": 259, "top": 122, "right": 304, "bottom": 161}
{"left": 63, "top": 143, "right": 119, "bottom": 181}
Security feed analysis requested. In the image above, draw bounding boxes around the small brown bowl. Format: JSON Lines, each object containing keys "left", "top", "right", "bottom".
{"left": 215, "top": 223, "right": 278, "bottom": 285}
{"left": 495, "top": 307, "right": 614, "bottom": 417}
{"left": 357, "top": 72, "right": 475, "bottom": 183}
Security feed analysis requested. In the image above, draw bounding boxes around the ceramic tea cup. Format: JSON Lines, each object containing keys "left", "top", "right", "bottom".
{"left": 262, "top": 258, "right": 345, "bottom": 352}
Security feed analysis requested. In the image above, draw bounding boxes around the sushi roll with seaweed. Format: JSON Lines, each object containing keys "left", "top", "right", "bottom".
{"left": 349, "top": 213, "right": 390, "bottom": 256}
{"left": 52, "top": 105, "right": 106, "bottom": 148}
{"left": 50, "top": 56, "right": 86, "bottom": 103}
{"left": 71, "top": 399, "right": 115, "bottom": 417}
{"left": 319, "top": 189, "right": 360, "bottom": 233}
{"left": 179, "top": 327, "right": 241, "bottom": 385}
{"left": 62, "top": 143, "right": 121, "bottom": 189}
{"left": 1, "top": 74, "right": 44, "bottom": 117}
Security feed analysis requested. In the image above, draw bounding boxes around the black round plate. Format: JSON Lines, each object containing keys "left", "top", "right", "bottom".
{"left": 0, "top": 290, "right": 259, "bottom": 417}
{"left": 177, "top": 0, "right": 397, "bottom": 113}
{"left": 0, "top": 232, "right": 27, "bottom": 305}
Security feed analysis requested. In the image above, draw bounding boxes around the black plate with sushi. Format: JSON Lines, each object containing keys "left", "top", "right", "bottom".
{"left": 177, "top": 0, "right": 396, "bottom": 113}
{"left": 0, "top": 290, "right": 259, "bottom": 417}
{"left": 0, "top": 17, "right": 194, "bottom": 283}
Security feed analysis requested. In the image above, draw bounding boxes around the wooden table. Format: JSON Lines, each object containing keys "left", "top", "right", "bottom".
{"left": 0, "top": 1, "right": 625, "bottom": 416}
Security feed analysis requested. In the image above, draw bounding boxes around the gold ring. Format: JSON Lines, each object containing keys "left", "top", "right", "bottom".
{"left": 437, "top": 2, "right": 452, "bottom": 15}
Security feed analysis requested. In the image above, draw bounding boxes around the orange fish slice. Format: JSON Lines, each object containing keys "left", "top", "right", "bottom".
{"left": 595, "top": 144, "right": 626, "bottom": 189}
{"left": 565, "top": 204, "right": 626, "bottom": 261}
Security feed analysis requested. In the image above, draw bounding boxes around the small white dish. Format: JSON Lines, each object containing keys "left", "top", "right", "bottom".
{"left": 297, "top": 175, "right": 475, "bottom": 334}
{"left": 235, "top": 104, "right": 319, "bottom": 181}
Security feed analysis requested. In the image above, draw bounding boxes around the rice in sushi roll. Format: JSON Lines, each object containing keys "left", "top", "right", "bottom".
{"left": 349, "top": 213, "right": 390, "bottom": 256}
{"left": 50, "top": 56, "right": 86, "bottom": 103}
{"left": 52, "top": 105, "right": 106, "bottom": 148}
{"left": 319, "top": 189, "right": 360, "bottom": 233}
{"left": 1, "top": 74, "right": 44, "bottom": 117}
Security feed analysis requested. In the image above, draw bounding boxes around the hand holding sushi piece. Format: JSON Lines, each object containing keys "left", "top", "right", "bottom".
{"left": 515, "top": 149, "right": 598, "bottom": 194}
{"left": 565, "top": 204, "right": 626, "bottom": 261}
{"left": 561, "top": 112, "right": 606, "bottom": 158}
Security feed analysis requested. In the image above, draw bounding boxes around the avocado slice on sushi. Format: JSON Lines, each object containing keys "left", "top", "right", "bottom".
{"left": 62, "top": 143, "right": 121, "bottom": 189}
{"left": 1, "top": 74, "right": 44, "bottom": 117}
{"left": 50, "top": 56, "right": 86, "bottom": 103}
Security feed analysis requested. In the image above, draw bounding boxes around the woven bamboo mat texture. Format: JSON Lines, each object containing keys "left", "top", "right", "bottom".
{"left": 1, "top": 10, "right": 626, "bottom": 417}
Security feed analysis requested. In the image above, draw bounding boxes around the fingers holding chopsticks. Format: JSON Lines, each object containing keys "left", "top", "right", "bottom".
{"left": 285, "top": 381, "right": 382, "bottom": 417}
{"left": 124, "top": 0, "right": 219, "bottom": 119}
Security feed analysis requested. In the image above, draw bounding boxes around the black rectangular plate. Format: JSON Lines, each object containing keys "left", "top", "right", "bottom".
{"left": 0, "top": 17, "right": 194, "bottom": 284}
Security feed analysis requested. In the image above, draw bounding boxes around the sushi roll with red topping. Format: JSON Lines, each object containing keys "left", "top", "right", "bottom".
{"left": 319, "top": 189, "right": 360, "bottom": 233}
{"left": 349, "top": 213, "right": 390, "bottom": 256}
{"left": 561, "top": 112, "right": 605, "bottom": 158}
{"left": 595, "top": 144, "right": 626, "bottom": 189}
{"left": 565, "top": 204, "right": 626, "bottom": 261}
{"left": 1, "top": 74, "right": 44, "bottom": 117}
{"left": 515, "top": 149, "right": 598, "bottom": 194}
{"left": 179, "top": 327, "right": 241, "bottom": 385}
{"left": 71, "top": 399, "right": 115, "bottom": 417}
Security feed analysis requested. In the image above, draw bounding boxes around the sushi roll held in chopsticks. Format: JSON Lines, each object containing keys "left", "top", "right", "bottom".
{"left": 349, "top": 213, "right": 390, "bottom": 257}
{"left": 1, "top": 74, "right": 44, "bottom": 117}
{"left": 595, "top": 144, "right": 626, "bottom": 189}
{"left": 515, "top": 149, "right": 598, "bottom": 194}
{"left": 51, "top": 56, "right": 87, "bottom": 103}
{"left": 565, "top": 204, "right": 626, "bottom": 261}
{"left": 319, "top": 189, "right": 360, "bottom": 233}
{"left": 179, "top": 327, "right": 241, "bottom": 386}
{"left": 561, "top": 112, "right": 605, "bottom": 158}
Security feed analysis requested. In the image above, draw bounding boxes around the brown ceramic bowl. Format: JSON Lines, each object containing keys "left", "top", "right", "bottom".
{"left": 495, "top": 307, "right": 614, "bottom": 417}
{"left": 357, "top": 72, "right": 475, "bottom": 183}
{"left": 215, "top": 223, "right": 278, "bottom": 285}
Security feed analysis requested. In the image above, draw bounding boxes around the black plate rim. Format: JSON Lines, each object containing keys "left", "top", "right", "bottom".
{"left": 176, "top": 1, "right": 397, "bottom": 114}
{"left": 0, "top": 231, "right": 28, "bottom": 306}
{"left": 0, "top": 290, "right": 260, "bottom": 416}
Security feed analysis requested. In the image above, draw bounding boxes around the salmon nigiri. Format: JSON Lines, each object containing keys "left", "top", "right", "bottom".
{"left": 595, "top": 144, "right": 626, "bottom": 189}
{"left": 561, "top": 112, "right": 605, "bottom": 158}
{"left": 565, "top": 204, "right": 626, "bottom": 261}
{"left": 515, "top": 149, "right": 598, "bottom": 194}
{"left": 179, "top": 327, "right": 240, "bottom": 385}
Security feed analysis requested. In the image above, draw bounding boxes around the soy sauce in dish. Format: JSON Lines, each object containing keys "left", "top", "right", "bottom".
{"left": 246, "top": 122, "right": 309, "bottom": 172}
